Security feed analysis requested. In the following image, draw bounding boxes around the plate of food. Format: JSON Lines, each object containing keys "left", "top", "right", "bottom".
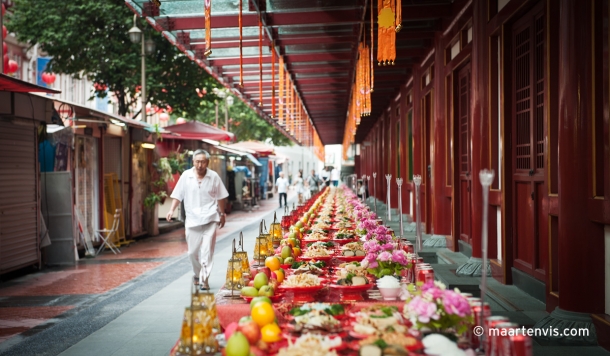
{"left": 357, "top": 332, "right": 424, "bottom": 353}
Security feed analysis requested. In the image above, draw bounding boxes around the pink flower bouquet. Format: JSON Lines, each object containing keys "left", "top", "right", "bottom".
{"left": 403, "top": 281, "right": 473, "bottom": 335}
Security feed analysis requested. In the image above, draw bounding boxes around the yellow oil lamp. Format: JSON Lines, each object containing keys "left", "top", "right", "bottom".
{"left": 177, "top": 287, "right": 220, "bottom": 355}
{"left": 224, "top": 239, "right": 244, "bottom": 298}
{"left": 253, "top": 221, "right": 269, "bottom": 265}
{"left": 270, "top": 212, "right": 283, "bottom": 248}
{"left": 233, "top": 232, "right": 250, "bottom": 274}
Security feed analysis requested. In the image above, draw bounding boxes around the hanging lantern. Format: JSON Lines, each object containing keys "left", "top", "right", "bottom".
{"left": 159, "top": 113, "right": 170, "bottom": 122}
{"left": 2, "top": 42, "right": 7, "bottom": 54}
{"left": 2, "top": 25, "right": 7, "bottom": 40}
{"left": 377, "top": 0, "right": 402, "bottom": 65}
{"left": 6, "top": 59, "right": 17, "bottom": 74}
{"left": 176, "top": 117, "right": 187, "bottom": 124}
{"left": 204, "top": 0, "right": 212, "bottom": 56}
{"left": 42, "top": 72, "right": 57, "bottom": 85}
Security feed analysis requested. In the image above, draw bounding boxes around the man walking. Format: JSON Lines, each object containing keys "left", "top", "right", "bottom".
{"left": 276, "top": 171, "right": 289, "bottom": 208}
{"left": 306, "top": 169, "right": 320, "bottom": 195}
{"left": 166, "top": 149, "right": 229, "bottom": 290}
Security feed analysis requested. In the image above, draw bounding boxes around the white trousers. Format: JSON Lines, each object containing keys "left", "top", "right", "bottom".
{"left": 186, "top": 222, "right": 218, "bottom": 281}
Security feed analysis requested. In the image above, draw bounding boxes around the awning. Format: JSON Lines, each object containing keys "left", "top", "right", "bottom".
{"left": 201, "top": 139, "right": 262, "bottom": 166}
{"left": 0, "top": 74, "right": 61, "bottom": 94}
{"left": 164, "top": 121, "right": 235, "bottom": 142}
{"left": 226, "top": 141, "right": 275, "bottom": 156}
{"left": 50, "top": 96, "right": 153, "bottom": 129}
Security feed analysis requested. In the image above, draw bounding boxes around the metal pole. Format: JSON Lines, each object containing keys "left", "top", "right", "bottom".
{"left": 225, "top": 99, "right": 229, "bottom": 131}
{"left": 372, "top": 172, "right": 377, "bottom": 215}
{"left": 397, "top": 178, "right": 403, "bottom": 237}
{"left": 385, "top": 174, "right": 392, "bottom": 222}
{"left": 141, "top": 35, "right": 146, "bottom": 123}
{"left": 478, "top": 169, "right": 495, "bottom": 352}
{"left": 215, "top": 101, "right": 219, "bottom": 127}
{"left": 413, "top": 175, "right": 422, "bottom": 254}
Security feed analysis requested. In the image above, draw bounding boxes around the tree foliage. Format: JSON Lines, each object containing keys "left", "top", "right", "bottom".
{"left": 7, "top": 0, "right": 294, "bottom": 147}
{"left": 186, "top": 95, "right": 292, "bottom": 146}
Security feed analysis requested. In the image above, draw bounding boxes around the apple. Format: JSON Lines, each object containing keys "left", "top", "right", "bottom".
{"left": 249, "top": 296, "right": 272, "bottom": 309}
{"left": 258, "top": 285, "right": 274, "bottom": 297}
{"left": 253, "top": 273, "right": 269, "bottom": 289}
{"left": 259, "top": 267, "right": 271, "bottom": 278}
{"left": 238, "top": 320, "right": 261, "bottom": 345}
{"left": 248, "top": 280, "right": 254, "bottom": 287}
{"left": 280, "top": 245, "right": 293, "bottom": 260}
{"left": 249, "top": 346, "right": 266, "bottom": 356}
{"left": 226, "top": 332, "right": 250, "bottom": 356}
{"left": 240, "top": 316, "right": 254, "bottom": 323}
{"left": 225, "top": 322, "right": 239, "bottom": 340}
{"left": 241, "top": 286, "right": 258, "bottom": 297}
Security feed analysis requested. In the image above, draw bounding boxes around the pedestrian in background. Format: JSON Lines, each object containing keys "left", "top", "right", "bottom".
{"left": 294, "top": 171, "right": 305, "bottom": 204}
{"left": 166, "top": 149, "right": 228, "bottom": 290}
{"left": 321, "top": 168, "right": 330, "bottom": 187}
{"left": 276, "top": 171, "right": 289, "bottom": 208}
{"left": 330, "top": 166, "right": 340, "bottom": 187}
{"left": 306, "top": 169, "right": 320, "bottom": 195}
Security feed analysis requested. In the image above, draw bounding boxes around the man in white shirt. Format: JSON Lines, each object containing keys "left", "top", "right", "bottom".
{"left": 276, "top": 171, "right": 289, "bottom": 208}
{"left": 330, "top": 167, "right": 340, "bottom": 187}
{"left": 166, "top": 149, "right": 229, "bottom": 290}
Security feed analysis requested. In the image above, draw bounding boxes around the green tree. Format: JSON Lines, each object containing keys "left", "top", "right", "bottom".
{"left": 8, "top": 0, "right": 294, "bottom": 145}
{"left": 7, "top": 0, "right": 219, "bottom": 118}
{"left": 187, "top": 93, "right": 293, "bottom": 146}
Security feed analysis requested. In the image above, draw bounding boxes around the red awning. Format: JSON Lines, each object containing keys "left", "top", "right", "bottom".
{"left": 226, "top": 141, "right": 275, "bottom": 156}
{"left": 0, "top": 74, "right": 60, "bottom": 94}
{"left": 163, "top": 121, "right": 235, "bottom": 142}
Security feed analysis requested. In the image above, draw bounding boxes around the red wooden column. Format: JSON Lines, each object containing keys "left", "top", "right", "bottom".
{"left": 456, "top": 0, "right": 489, "bottom": 275}
{"left": 411, "top": 65, "right": 423, "bottom": 224}
{"left": 535, "top": 0, "right": 605, "bottom": 345}
{"left": 431, "top": 32, "right": 451, "bottom": 236}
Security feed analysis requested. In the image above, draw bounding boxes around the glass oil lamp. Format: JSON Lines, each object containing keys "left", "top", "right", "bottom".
{"left": 224, "top": 239, "right": 244, "bottom": 298}
{"left": 233, "top": 232, "right": 250, "bottom": 275}
{"left": 270, "top": 212, "right": 283, "bottom": 248}
{"left": 261, "top": 219, "right": 272, "bottom": 252}
{"left": 253, "top": 221, "right": 269, "bottom": 265}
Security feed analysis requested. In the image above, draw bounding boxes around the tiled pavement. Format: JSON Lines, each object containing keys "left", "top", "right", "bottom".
{"left": 0, "top": 191, "right": 295, "bottom": 355}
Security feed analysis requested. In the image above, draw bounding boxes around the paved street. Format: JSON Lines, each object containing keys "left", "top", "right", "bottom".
{"left": 0, "top": 192, "right": 295, "bottom": 356}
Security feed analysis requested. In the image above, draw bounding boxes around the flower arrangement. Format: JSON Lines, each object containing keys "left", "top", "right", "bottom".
{"left": 360, "top": 225, "right": 412, "bottom": 278}
{"left": 403, "top": 281, "right": 473, "bottom": 336}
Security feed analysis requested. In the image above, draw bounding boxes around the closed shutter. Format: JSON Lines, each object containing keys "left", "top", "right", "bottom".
{"left": 0, "top": 119, "right": 40, "bottom": 273}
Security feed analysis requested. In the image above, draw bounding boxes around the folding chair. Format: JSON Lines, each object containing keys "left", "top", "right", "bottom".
{"left": 95, "top": 209, "right": 122, "bottom": 255}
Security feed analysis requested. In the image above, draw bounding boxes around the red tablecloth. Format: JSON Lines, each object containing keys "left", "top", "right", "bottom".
{"left": 214, "top": 288, "right": 404, "bottom": 330}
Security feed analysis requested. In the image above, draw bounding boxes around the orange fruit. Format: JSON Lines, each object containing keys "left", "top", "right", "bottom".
{"left": 260, "top": 323, "right": 282, "bottom": 343}
{"left": 265, "top": 256, "right": 281, "bottom": 271}
{"left": 292, "top": 247, "right": 301, "bottom": 257}
{"left": 274, "top": 269, "right": 285, "bottom": 283}
{"left": 251, "top": 302, "right": 275, "bottom": 327}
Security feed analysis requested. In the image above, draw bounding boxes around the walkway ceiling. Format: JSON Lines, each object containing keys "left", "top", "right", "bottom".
{"left": 126, "top": 0, "right": 456, "bottom": 145}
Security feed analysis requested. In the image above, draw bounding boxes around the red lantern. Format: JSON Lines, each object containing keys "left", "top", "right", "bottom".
{"left": 2, "top": 25, "right": 7, "bottom": 40}
{"left": 159, "top": 113, "right": 169, "bottom": 122}
{"left": 42, "top": 72, "right": 57, "bottom": 85}
{"left": 176, "top": 117, "right": 186, "bottom": 124}
{"left": 94, "top": 82, "right": 107, "bottom": 91}
{"left": 7, "top": 59, "right": 17, "bottom": 74}
{"left": 2, "top": 4, "right": 6, "bottom": 16}
{"left": 2, "top": 42, "right": 6, "bottom": 54}
{"left": 166, "top": 105, "right": 172, "bottom": 114}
